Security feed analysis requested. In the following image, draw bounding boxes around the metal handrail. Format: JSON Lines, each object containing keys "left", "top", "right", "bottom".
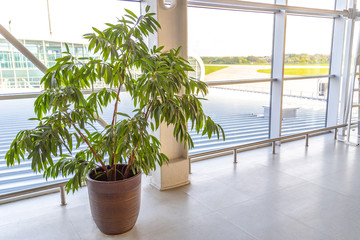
{"left": 189, "top": 124, "right": 347, "bottom": 162}
{"left": 206, "top": 78, "right": 275, "bottom": 86}
{"left": 205, "top": 74, "right": 334, "bottom": 86}
{"left": 0, "top": 92, "right": 44, "bottom": 100}
{"left": 0, "top": 124, "right": 348, "bottom": 202}
{"left": 0, "top": 181, "right": 67, "bottom": 205}
{"left": 0, "top": 74, "right": 333, "bottom": 99}
{"left": 284, "top": 74, "right": 334, "bottom": 81}
{"left": 0, "top": 88, "right": 122, "bottom": 101}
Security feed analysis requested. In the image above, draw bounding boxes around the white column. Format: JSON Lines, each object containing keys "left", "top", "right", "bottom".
{"left": 141, "top": 0, "right": 190, "bottom": 190}
{"left": 269, "top": 0, "right": 287, "bottom": 139}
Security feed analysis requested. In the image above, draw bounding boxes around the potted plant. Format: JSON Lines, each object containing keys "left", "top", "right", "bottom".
{"left": 5, "top": 7, "right": 224, "bottom": 235}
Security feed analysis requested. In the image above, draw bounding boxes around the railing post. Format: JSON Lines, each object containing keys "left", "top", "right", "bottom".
{"left": 272, "top": 141, "right": 276, "bottom": 154}
{"left": 305, "top": 134, "right": 309, "bottom": 147}
{"left": 233, "top": 149, "right": 237, "bottom": 163}
{"left": 60, "top": 186, "right": 67, "bottom": 206}
{"left": 188, "top": 158, "right": 192, "bottom": 174}
{"left": 335, "top": 128, "right": 338, "bottom": 140}
{"left": 187, "top": 125, "right": 345, "bottom": 161}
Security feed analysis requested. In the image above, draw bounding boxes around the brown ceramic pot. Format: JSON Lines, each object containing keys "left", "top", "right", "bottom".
{"left": 86, "top": 165, "right": 141, "bottom": 235}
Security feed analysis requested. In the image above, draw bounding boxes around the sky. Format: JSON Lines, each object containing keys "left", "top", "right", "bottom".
{"left": 0, "top": 0, "right": 341, "bottom": 57}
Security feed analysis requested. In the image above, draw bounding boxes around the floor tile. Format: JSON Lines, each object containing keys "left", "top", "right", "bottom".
{"left": 141, "top": 212, "right": 256, "bottom": 240}
{"left": 253, "top": 182, "right": 360, "bottom": 240}
{"left": 1, "top": 134, "right": 360, "bottom": 240}
{"left": 217, "top": 197, "right": 334, "bottom": 240}
{"left": 178, "top": 178, "right": 252, "bottom": 211}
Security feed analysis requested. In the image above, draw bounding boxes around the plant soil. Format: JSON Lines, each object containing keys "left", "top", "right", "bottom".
{"left": 89, "top": 164, "right": 136, "bottom": 182}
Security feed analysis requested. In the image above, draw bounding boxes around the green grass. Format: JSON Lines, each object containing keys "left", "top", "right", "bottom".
{"left": 284, "top": 64, "right": 329, "bottom": 66}
{"left": 205, "top": 65, "right": 228, "bottom": 75}
{"left": 257, "top": 67, "right": 330, "bottom": 76}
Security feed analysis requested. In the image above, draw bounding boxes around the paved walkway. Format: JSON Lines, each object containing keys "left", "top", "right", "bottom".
{"left": 205, "top": 65, "right": 270, "bottom": 81}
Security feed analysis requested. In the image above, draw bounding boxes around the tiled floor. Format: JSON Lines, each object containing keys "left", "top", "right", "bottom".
{"left": 2, "top": 133, "right": 360, "bottom": 240}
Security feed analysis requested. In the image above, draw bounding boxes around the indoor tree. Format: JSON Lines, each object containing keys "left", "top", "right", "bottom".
{"left": 5, "top": 7, "right": 224, "bottom": 192}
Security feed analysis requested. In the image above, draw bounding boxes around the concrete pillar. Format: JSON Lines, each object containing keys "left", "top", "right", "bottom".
{"left": 141, "top": 0, "right": 190, "bottom": 190}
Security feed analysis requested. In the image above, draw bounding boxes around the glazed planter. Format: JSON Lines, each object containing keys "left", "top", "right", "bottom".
{"left": 86, "top": 165, "right": 142, "bottom": 235}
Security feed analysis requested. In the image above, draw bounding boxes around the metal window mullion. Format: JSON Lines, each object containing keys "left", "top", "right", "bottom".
{"left": 10, "top": 41, "right": 17, "bottom": 88}
{"left": 24, "top": 39, "right": 31, "bottom": 90}
{"left": 269, "top": 0, "right": 287, "bottom": 139}
{"left": 188, "top": 1, "right": 278, "bottom": 13}
{"left": 339, "top": 0, "right": 356, "bottom": 128}
{"left": 0, "top": 44, "right": 2, "bottom": 87}
{"left": 41, "top": 40, "right": 47, "bottom": 91}
{"left": 188, "top": 0, "right": 347, "bottom": 18}
{"left": 327, "top": 0, "right": 347, "bottom": 127}
{"left": 42, "top": 40, "right": 47, "bottom": 69}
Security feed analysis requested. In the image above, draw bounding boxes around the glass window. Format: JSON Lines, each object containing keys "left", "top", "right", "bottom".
{"left": 281, "top": 78, "right": 328, "bottom": 135}
{"left": 0, "top": 39, "right": 11, "bottom": 51}
{"left": 25, "top": 40, "right": 45, "bottom": 63}
{"left": 47, "top": 0, "right": 140, "bottom": 43}
{"left": 0, "top": 39, "right": 12, "bottom": 69}
{"left": 74, "top": 45, "right": 85, "bottom": 57}
{"left": 0, "top": 38, "right": 45, "bottom": 93}
{"left": 45, "top": 42, "right": 62, "bottom": 60}
{"left": 0, "top": 0, "right": 140, "bottom": 95}
{"left": 0, "top": 52, "right": 12, "bottom": 69}
{"left": 16, "top": 70, "right": 27, "bottom": 78}
{"left": 188, "top": 7, "right": 274, "bottom": 82}
{"left": 284, "top": 15, "right": 333, "bottom": 77}
{"left": 2, "top": 70, "right": 14, "bottom": 78}
{"left": 349, "top": 77, "right": 360, "bottom": 139}
{"left": 0, "top": 0, "right": 139, "bottom": 43}
{"left": 188, "top": 7, "right": 273, "bottom": 152}
{"left": 190, "top": 84, "right": 271, "bottom": 155}
{"left": 13, "top": 52, "right": 28, "bottom": 68}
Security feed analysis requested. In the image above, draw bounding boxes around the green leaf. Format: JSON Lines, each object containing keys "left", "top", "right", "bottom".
{"left": 116, "top": 112, "right": 130, "bottom": 118}
{"left": 4, "top": 7, "right": 224, "bottom": 193}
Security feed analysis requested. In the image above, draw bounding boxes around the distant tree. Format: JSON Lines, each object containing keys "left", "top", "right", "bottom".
{"left": 201, "top": 54, "right": 329, "bottom": 65}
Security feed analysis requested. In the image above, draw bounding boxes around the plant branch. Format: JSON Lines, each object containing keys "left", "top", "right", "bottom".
{"left": 144, "top": 100, "right": 154, "bottom": 121}
{"left": 109, "top": 47, "right": 131, "bottom": 179}
{"left": 124, "top": 149, "right": 136, "bottom": 178}
{"left": 111, "top": 20, "right": 141, "bottom": 127}
{"left": 109, "top": 17, "right": 147, "bottom": 179}
{"left": 57, "top": 132, "right": 72, "bottom": 154}
{"left": 111, "top": 51, "right": 130, "bottom": 126}
{"left": 64, "top": 115, "right": 109, "bottom": 176}
{"left": 123, "top": 100, "right": 154, "bottom": 178}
